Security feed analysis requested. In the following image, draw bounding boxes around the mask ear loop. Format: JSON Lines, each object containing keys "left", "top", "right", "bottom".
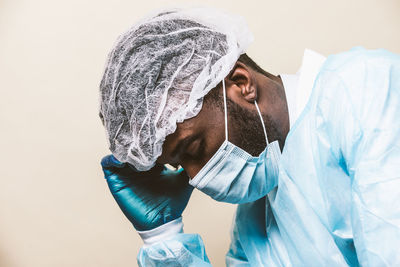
{"left": 222, "top": 79, "right": 228, "bottom": 142}
{"left": 254, "top": 101, "right": 269, "bottom": 146}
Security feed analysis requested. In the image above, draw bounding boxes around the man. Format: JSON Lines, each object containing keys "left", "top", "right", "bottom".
{"left": 99, "top": 7, "right": 400, "bottom": 266}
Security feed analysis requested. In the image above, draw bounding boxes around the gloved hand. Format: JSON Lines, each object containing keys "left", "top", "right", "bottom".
{"left": 101, "top": 155, "right": 193, "bottom": 231}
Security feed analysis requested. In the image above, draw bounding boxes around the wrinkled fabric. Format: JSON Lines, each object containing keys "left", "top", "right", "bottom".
{"left": 189, "top": 140, "right": 281, "bottom": 204}
{"left": 99, "top": 7, "right": 253, "bottom": 171}
{"left": 137, "top": 47, "right": 400, "bottom": 266}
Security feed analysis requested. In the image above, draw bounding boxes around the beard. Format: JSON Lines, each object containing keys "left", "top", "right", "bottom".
{"left": 226, "top": 97, "right": 283, "bottom": 156}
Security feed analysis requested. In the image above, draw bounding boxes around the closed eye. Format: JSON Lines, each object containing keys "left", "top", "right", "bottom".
{"left": 185, "top": 138, "right": 205, "bottom": 160}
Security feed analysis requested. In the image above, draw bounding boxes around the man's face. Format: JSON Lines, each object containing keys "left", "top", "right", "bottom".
{"left": 157, "top": 62, "right": 287, "bottom": 179}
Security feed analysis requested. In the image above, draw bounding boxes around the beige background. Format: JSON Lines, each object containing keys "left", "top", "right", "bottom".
{"left": 0, "top": 0, "right": 399, "bottom": 266}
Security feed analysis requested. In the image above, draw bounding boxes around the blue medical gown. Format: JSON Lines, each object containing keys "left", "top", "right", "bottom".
{"left": 137, "top": 47, "right": 400, "bottom": 266}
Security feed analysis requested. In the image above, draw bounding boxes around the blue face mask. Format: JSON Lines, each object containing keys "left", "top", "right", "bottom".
{"left": 189, "top": 79, "right": 281, "bottom": 204}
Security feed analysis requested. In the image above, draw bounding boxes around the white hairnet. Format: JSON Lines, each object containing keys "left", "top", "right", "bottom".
{"left": 99, "top": 7, "right": 253, "bottom": 171}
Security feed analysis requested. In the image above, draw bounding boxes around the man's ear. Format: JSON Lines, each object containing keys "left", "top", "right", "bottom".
{"left": 227, "top": 61, "right": 257, "bottom": 103}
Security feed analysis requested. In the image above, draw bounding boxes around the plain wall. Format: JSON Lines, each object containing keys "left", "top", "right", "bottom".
{"left": 0, "top": 0, "right": 399, "bottom": 266}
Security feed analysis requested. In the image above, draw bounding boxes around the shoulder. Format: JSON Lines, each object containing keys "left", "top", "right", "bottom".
{"left": 314, "top": 47, "right": 400, "bottom": 121}
{"left": 308, "top": 48, "right": 400, "bottom": 170}
{"left": 322, "top": 46, "right": 400, "bottom": 73}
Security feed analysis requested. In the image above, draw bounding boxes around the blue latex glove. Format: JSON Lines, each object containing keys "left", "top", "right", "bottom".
{"left": 101, "top": 155, "right": 193, "bottom": 231}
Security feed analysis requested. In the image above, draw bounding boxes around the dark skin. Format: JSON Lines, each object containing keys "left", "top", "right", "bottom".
{"left": 157, "top": 61, "right": 290, "bottom": 179}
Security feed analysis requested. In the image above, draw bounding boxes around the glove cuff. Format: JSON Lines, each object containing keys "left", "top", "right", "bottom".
{"left": 137, "top": 217, "right": 184, "bottom": 247}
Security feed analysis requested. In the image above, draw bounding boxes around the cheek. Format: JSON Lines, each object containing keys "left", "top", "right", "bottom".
{"left": 180, "top": 103, "right": 226, "bottom": 178}
{"left": 180, "top": 150, "right": 211, "bottom": 179}
{"left": 182, "top": 132, "right": 225, "bottom": 179}
{"left": 182, "top": 162, "right": 203, "bottom": 179}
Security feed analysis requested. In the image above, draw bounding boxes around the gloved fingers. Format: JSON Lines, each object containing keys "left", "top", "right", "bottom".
{"left": 101, "top": 155, "right": 163, "bottom": 183}
{"left": 105, "top": 173, "right": 131, "bottom": 193}
{"left": 161, "top": 164, "right": 190, "bottom": 178}
{"left": 147, "top": 168, "right": 191, "bottom": 195}
{"left": 100, "top": 155, "right": 136, "bottom": 188}
{"left": 101, "top": 154, "right": 126, "bottom": 169}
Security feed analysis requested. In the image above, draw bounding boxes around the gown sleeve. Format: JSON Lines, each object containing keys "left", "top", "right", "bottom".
{"left": 137, "top": 233, "right": 212, "bottom": 266}
{"left": 136, "top": 217, "right": 212, "bottom": 266}
{"left": 136, "top": 211, "right": 251, "bottom": 266}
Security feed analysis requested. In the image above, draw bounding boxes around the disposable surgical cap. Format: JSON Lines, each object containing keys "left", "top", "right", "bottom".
{"left": 99, "top": 7, "right": 253, "bottom": 171}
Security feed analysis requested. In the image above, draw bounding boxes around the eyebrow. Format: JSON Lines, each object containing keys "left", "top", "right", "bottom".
{"left": 170, "top": 134, "right": 198, "bottom": 159}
